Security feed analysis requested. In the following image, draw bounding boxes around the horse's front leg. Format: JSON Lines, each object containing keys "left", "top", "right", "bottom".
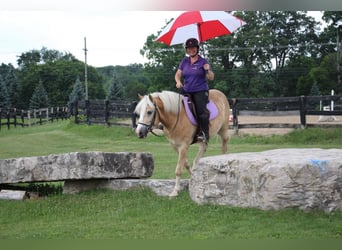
{"left": 191, "top": 142, "right": 208, "bottom": 171}
{"left": 169, "top": 145, "right": 188, "bottom": 197}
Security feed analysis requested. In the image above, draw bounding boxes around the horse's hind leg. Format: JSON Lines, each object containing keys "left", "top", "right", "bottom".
{"left": 218, "top": 127, "right": 229, "bottom": 154}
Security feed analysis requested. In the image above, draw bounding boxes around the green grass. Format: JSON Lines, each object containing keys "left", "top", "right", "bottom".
{"left": 1, "top": 121, "right": 342, "bottom": 239}
{"left": 1, "top": 188, "right": 341, "bottom": 239}
{"left": 2, "top": 121, "right": 341, "bottom": 178}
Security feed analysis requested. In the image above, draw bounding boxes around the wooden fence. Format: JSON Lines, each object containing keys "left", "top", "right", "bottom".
{"left": 71, "top": 99, "right": 135, "bottom": 126}
{"left": 71, "top": 94, "right": 342, "bottom": 132}
{"left": 0, "top": 107, "right": 69, "bottom": 130}
{"left": 229, "top": 94, "right": 342, "bottom": 133}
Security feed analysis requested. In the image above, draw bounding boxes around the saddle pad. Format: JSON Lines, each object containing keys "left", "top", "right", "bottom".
{"left": 183, "top": 96, "right": 219, "bottom": 126}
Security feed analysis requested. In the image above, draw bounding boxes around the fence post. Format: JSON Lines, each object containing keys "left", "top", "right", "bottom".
{"left": 299, "top": 95, "right": 307, "bottom": 129}
{"left": 105, "top": 100, "right": 109, "bottom": 125}
{"left": 27, "top": 110, "right": 31, "bottom": 127}
{"left": 46, "top": 108, "right": 49, "bottom": 123}
{"left": 21, "top": 110, "right": 25, "bottom": 127}
{"left": 86, "top": 100, "right": 90, "bottom": 125}
{"left": 13, "top": 108, "right": 17, "bottom": 127}
{"left": 231, "top": 98, "right": 239, "bottom": 134}
{"left": 39, "top": 110, "right": 42, "bottom": 125}
{"left": 64, "top": 107, "right": 67, "bottom": 120}
{"left": 74, "top": 101, "right": 79, "bottom": 124}
{"left": 51, "top": 107, "right": 54, "bottom": 122}
{"left": 6, "top": 109, "right": 10, "bottom": 129}
{"left": 0, "top": 108, "right": 2, "bottom": 130}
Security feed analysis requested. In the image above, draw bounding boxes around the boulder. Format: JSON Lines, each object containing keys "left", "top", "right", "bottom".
{"left": 189, "top": 148, "right": 342, "bottom": 213}
{"left": 0, "top": 152, "right": 153, "bottom": 184}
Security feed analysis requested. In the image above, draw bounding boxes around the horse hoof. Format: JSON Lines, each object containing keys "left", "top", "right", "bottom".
{"left": 168, "top": 190, "right": 179, "bottom": 198}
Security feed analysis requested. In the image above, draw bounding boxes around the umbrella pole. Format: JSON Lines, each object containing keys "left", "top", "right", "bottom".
{"left": 197, "top": 23, "right": 202, "bottom": 43}
{"left": 197, "top": 23, "right": 207, "bottom": 58}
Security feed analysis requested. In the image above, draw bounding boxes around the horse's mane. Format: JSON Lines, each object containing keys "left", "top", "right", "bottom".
{"left": 151, "top": 91, "right": 183, "bottom": 114}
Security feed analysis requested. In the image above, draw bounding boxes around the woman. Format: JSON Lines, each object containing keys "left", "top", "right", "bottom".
{"left": 175, "top": 38, "right": 214, "bottom": 143}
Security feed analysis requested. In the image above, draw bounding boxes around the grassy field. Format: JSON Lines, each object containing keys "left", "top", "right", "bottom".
{"left": 0, "top": 120, "right": 342, "bottom": 239}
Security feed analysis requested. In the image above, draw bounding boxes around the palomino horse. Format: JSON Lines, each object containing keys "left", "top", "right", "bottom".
{"left": 134, "top": 89, "right": 230, "bottom": 197}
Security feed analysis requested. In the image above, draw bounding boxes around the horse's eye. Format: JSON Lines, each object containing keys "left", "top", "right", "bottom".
{"left": 135, "top": 113, "right": 140, "bottom": 118}
{"left": 147, "top": 110, "right": 154, "bottom": 116}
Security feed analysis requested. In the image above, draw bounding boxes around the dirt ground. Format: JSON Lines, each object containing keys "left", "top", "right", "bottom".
{"left": 234, "top": 115, "right": 342, "bottom": 136}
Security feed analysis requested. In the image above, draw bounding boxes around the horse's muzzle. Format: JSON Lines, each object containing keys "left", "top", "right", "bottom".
{"left": 135, "top": 124, "right": 149, "bottom": 138}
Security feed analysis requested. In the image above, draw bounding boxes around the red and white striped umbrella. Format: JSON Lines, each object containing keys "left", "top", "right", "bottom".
{"left": 156, "top": 11, "right": 246, "bottom": 46}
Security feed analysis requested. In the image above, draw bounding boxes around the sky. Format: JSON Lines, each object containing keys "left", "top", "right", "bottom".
{"left": 0, "top": 0, "right": 326, "bottom": 68}
{"left": 0, "top": 8, "right": 182, "bottom": 67}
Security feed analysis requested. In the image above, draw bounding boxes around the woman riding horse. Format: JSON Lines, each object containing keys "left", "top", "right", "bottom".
{"left": 175, "top": 38, "right": 214, "bottom": 144}
{"left": 134, "top": 89, "right": 230, "bottom": 197}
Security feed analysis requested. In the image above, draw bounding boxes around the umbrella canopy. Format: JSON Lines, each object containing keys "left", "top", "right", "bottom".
{"left": 156, "top": 11, "right": 246, "bottom": 46}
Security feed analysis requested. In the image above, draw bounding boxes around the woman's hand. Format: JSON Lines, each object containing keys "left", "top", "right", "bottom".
{"left": 204, "top": 63, "right": 214, "bottom": 81}
{"left": 175, "top": 69, "right": 183, "bottom": 89}
{"left": 176, "top": 81, "right": 183, "bottom": 89}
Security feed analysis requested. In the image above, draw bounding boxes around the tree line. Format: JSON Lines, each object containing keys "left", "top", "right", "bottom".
{"left": 0, "top": 11, "right": 341, "bottom": 111}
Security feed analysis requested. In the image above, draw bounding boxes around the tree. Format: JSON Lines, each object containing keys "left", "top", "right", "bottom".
{"left": 140, "top": 11, "right": 320, "bottom": 97}
{"left": 68, "top": 76, "right": 85, "bottom": 107}
{"left": 97, "top": 64, "right": 149, "bottom": 100}
{"left": 29, "top": 81, "right": 50, "bottom": 109}
{"left": 310, "top": 81, "right": 320, "bottom": 96}
{"left": 107, "top": 72, "right": 124, "bottom": 100}
{"left": 310, "top": 53, "right": 341, "bottom": 94}
{"left": 141, "top": 30, "right": 184, "bottom": 92}
{"left": 17, "top": 48, "right": 105, "bottom": 107}
{"left": 0, "top": 74, "right": 10, "bottom": 109}
{"left": 321, "top": 11, "right": 342, "bottom": 92}
{"left": 0, "top": 63, "right": 19, "bottom": 108}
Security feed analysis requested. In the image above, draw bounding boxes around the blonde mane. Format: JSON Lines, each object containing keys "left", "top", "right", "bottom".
{"left": 151, "top": 91, "right": 183, "bottom": 114}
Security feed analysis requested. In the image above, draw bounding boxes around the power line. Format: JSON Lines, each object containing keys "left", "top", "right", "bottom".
{"left": 150, "top": 42, "right": 336, "bottom": 53}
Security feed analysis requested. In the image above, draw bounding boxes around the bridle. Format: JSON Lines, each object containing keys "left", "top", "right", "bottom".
{"left": 137, "top": 93, "right": 182, "bottom": 137}
{"left": 137, "top": 101, "right": 161, "bottom": 136}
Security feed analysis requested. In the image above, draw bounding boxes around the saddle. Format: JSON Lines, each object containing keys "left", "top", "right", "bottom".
{"left": 183, "top": 94, "right": 219, "bottom": 144}
{"left": 183, "top": 95, "right": 219, "bottom": 126}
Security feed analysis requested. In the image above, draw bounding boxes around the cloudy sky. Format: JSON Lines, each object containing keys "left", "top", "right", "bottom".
{"left": 1, "top": 1, "right": 325, "bottom": 68}
{"left": 0, "top": 9, "right": 182, "bottom": 67}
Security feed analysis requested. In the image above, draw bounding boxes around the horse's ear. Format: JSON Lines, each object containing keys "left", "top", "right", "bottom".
{"left": 148, "top": 94, "right": 154, "bottom": 102}
{"left": 138, "top": 93, "right": 144, "bottom": 100}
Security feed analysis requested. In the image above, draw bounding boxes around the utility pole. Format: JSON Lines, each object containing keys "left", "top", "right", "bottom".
{"left": 336, "top": 25, "right": 341, "bottom": 87}
{"left": 84, "top": 37, "right": 88, "bottom": 100}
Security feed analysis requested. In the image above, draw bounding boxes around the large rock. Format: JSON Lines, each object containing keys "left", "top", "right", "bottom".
{"left": 190, "top": 148, "right": 342, "bottom": 213}
{"left": 0, "top": 152, "right": 153, "bottom": 184}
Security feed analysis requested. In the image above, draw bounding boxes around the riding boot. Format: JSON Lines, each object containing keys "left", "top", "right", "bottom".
{"left": 198, "top": 111, "right": 210, "bottom": 143}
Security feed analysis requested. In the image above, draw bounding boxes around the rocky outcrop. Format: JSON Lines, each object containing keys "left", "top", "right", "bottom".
{"left": 0, "top": 152, "right": 154, "bottom": 184}
{"left": 189, "top": 148, "right": 342, "bottom": 213}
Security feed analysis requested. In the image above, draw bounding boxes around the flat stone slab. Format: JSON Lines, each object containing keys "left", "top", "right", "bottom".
{"left": 0, "top": 152, "right": 153, "bottom": 184}
{"left": 63, "top": 179, "right": 189, "bottom": 196}
{"left": 189, "top": 148, "right": 342, "bottom": 213}
{"left": 0, "top": 190, "right": 28, "bottom": 200}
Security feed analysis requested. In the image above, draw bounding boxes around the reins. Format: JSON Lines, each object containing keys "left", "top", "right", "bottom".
{"left": 147, "top": 92, "right": 182, "bottom": 137}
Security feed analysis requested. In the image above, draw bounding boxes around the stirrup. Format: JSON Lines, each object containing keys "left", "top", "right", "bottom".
{"left": 197, "top": 131, "right": 209, "bottom": 143}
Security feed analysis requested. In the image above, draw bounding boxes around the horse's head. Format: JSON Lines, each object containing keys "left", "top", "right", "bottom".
{"left": 134, "top": 94, "right": 158, "bottom": 138}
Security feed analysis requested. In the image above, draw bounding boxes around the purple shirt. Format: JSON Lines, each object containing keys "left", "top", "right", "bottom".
{"left": 178, "top": 55, "right": 209, "bottom": 93}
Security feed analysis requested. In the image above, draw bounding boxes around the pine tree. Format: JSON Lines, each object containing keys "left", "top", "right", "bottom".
{"left": 29, "top": 81, "right": 50, "bottom": 109}
{"left": 5, "top": 66, "right": 19, "bottom": 108}
{"left": 310, "top": 81, "right": 321, "bottom": 96}
{"left": 0, "top": 74, "right": 10, "bottom": 109}
{"left": 107, "top": 72, "right": 124, "bottom": 100}
{"left": 68, "top": 76, "right": 85, "bottom": 106}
